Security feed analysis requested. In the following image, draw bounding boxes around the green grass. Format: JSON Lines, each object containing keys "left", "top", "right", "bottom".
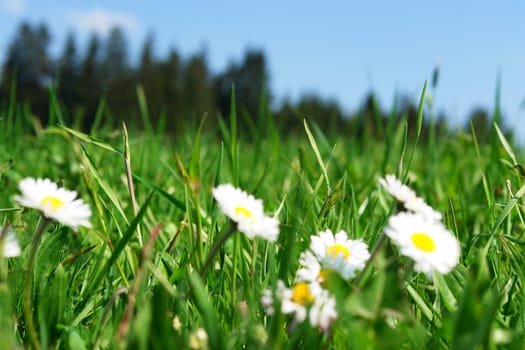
{"left": 0, "top": 87, "right": 524, "bottom": 349}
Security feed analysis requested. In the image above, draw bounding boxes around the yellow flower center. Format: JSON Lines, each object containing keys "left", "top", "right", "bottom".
{"left": 41, "top": 196, "right": 64, "bottom": 212}
{"left": 290, "top": 281, "right": 315, "bottom": 306}
{"left": 235, "top": 206, "right": 255, "bottom": 222}
{"left": 326, "top": 243, "right": 350, "bottom": 260}
{"left": 411, "top": 232, "right": 436, "bottom": 252}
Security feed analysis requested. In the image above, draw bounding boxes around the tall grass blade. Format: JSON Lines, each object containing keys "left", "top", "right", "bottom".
{"left": 48, "top": 88, "right": 65, "bottom": 126}
{"left": 136, "top": 85, "right": 154, "bottom": 134}
{"left": 493, "top": 122, "right": 517, "bottom": 165}
{"left": 80, "top": 146, "right": 129, "bottom": 224}
{"left": 402, "top": 80, "right": 426, "bottom": 178}
{"left": 133, "top": 174, "right": 185, "bottom": 210}
{"left": 60, "top": 126, "right": 121, "bottom": 154}
{"left": 81, "top": 192, "right": 153, "bottom": 303}
{"left": 229, "top": 86, "right": 239, "bottom": 186}
{"left": 187, "top": 271, "right": 224, "bottom": 349}
{"left": 303, "top": 119, "right": 331, "bottom": 192}
{"left": 90, "top": 97, "right": 106, "bottom": 134}
{"left": 490, "top": 183, "right": 525, "bottom": 237}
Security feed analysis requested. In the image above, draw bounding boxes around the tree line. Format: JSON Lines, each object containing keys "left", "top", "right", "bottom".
{"left": 0, "top": 21, "right": 503, "bottom": 142}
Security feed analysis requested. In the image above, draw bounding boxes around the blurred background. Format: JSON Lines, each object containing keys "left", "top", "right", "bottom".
{"left": 0, "top": 0, "right": 523, "bottom": 140}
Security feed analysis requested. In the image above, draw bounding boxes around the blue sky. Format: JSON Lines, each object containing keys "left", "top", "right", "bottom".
{"left": 1, "top": 0, "right": 524, "bottom": 130}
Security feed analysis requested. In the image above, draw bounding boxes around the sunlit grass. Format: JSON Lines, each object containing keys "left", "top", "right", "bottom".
{"left": 0, "top": 86, "right": 524, "bottom": 349}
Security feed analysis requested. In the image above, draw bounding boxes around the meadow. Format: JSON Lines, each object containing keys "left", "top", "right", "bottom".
{"left": 0, "top": 86, "right": 524, "bottom": 349}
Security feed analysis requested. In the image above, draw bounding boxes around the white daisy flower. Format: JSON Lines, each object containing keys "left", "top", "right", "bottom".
{"left": 378, "top": 174, "right": 417, "bottom": 204}
{"left": 404, "top": 196, "right": 443, "bottom": 221}
{"left": 212, "top": 183, "right": 279, "bottom": 241}
{"left": 309, "top": 229, "right": 370, "bottom": 279}
{"left": 379, "top": 174, "right": 442, "bottom": 220}
{"left": 296, "top": 250, "right": 347, "bottom": 288}
{"left": 384, "top": 211, "right": 460, "bottom": 276}
{"left": 0, "top": 230, "right": 21, "bottom": 258}
{"left": 296, "top": 250, "right": 323, "bottom": 284}
{"left": 262, "top": 280, "right": 337, "bottom": 330}
{"left": 297, "top": 249, "right": 356, "bottom": 297}
{"left": 261, "top": 289, "right": 275, "bottom": 315}
{"left": 189, "top": 328, "right": 209, "bottom": 350}
{"left": 309, "top": 288, "right": 338, "bottom": 331}
{"left": 14, "top": 177, "right": 92, "bottom": 231}
{"left": 280, "top": 280, "right": 311, "bottom": 325}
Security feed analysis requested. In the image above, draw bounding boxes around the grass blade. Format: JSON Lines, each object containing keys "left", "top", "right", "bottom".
{"left": 80, "top": 192, "right": 154, "bottom": 304}
{"left": 303, "top": 119, "right": 331, "bottom": 192}
{"left": 493, "top": 122, "right": 517, "bottom": 165}
{"left": 133, "top": 174, "right": 185, "bottom": 211}
{"left": 187, "top": 271, "right": 224, "bottom": 349}
{"left": 60, "top": 125, "right": 121, "bottom": 154}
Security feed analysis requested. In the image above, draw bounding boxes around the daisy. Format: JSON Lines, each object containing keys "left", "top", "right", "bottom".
{"left": 296, "top": 250, "right": 323, "bottom": 284}
{"left": 378, "top": 174, "right": 417, "bottom": 204}
{"left": 404, "top": 196, "right": 442, "bottom": 221}
{"left": 14, "top": 177, "right": 92, "bottom": 231}
{"left": 0, "top": 230, "right": 21, "bottom": 258}
{"left": 262, "top": 280, "right": 337, "bottom": 330}
{"left": 309, "top": 229, "right": 370, "bottom": 279}
{"left": 212, "top": 183, "right": 279, "bottom": 241}
{"left": 384, "top": 211, "right": 460, "bottom": 276}
{"left": 189, "top": 328, "right": 209, "bottom": 350}
{"left": 378, "top": 174, "right": 442, "bottom": 220}
{"left": 309, "top": 288, "right": 338, "bottom": 331}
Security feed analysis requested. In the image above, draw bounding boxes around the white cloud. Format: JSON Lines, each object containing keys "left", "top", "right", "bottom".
{"left": 67, "top": 8, "right": 139, "bottom": 36}
{"left": 0, "top": 0, "right": 26, "bottom": 15}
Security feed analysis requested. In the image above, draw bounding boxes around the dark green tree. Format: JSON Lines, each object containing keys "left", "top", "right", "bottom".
{"left": 0, "top": 22, "right": 52, "bottom": 119}
{"left": 356, "top": 92, "right": 385, "bottom": 139}
{"left": 102, "top": 27, "right": 129, "bottom": 87}
{"left": 56, "top": 32, "right": 80, "bottom": 116}
{"left": 276, "top": 94, "right": 345, "bottom": 133}
{"left": 102, "top": 27, "right": 136, "bottom": 123}
{"left": 77, "top": 33, "right": 103, "bottom": 126}
{"left": 138, "top": 34, "right": 169, "bottom": 125}
{"left": 214, "top": 49, "right": 269, "bottom": 120}
{"left": 467, "top": 107, "right": 491, "bottom": 143}
{"left": 397, "top": 94, "right": 430, "bottom": 140}
{"left": 182, "top": 53, "right": 215, "bottom": 122}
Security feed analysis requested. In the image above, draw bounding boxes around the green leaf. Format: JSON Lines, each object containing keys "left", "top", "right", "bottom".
{"left": 68, "top": 329, "right": 87, "bottom": 350}
{"left": 130, "top": 298, "right": 152, "bottom": 350}
{"left": 406, "top": 283, "right": 434, "bottom": 322}
{"left": 433, "top": 272, "right": 458, "bottom": 312}
{"left": 452, "top": 284, "right": 501, "bottom": 349}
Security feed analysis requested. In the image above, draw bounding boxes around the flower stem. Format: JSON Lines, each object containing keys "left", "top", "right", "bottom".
{"left": 0, "top": 223, "right": 10, "bottom": 282}
{"left": 199, "top": 224, "right": 236, "bottom": 277}
{"left": 353, "top": 233, "right": 387, "bottom": 287}
{"left": 231, "top": 232, "right": 239, "bottom": 310}
{"left": 122, "top": 122, "right": 142, "bottom": 246}
{"left": 185, "top": 224, "right": 236, "bottom": 301}
{"left": 250, "top": 238, "right": 259, "bottom": 281}
{"left": 23, "top": 215, "right": 50, "bottom": 350}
